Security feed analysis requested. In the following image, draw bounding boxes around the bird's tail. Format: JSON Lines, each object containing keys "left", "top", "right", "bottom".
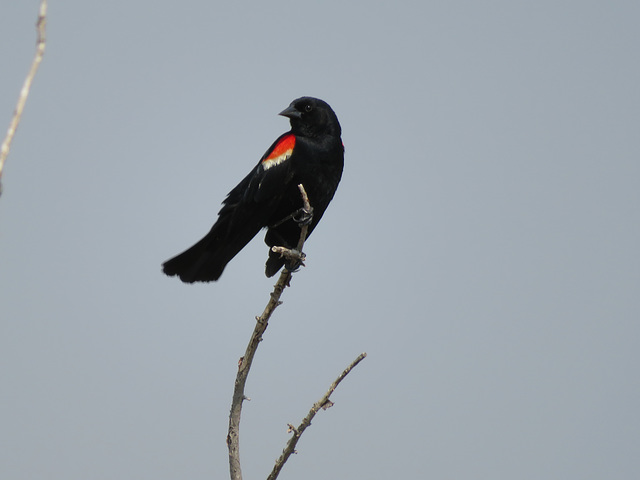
{"left": 162, "top": 234, "right": 226, "bottom": 283}
{"left": 162, "top": 212, "right": 261, "bottom": 283}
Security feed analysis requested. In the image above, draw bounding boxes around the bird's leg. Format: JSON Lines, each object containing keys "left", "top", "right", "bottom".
{"left": 269, "top": 206, "right": 314, "bottom": 229}
{"left": 284, "top": 248, "right": 305, "bottom": 272}
{"left": 291, "top": 206, "right": 313, "bottom": 226}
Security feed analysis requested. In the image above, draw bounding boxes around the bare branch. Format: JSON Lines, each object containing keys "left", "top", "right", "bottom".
{"left": 227, "top": 184, "right": 363, "bottom": 480}
{"left": 0, "top": 0, "right": 47, "bottom": 196}
{"left": 227, "top": 184, "right": 312, "bottom": 480}
{"left": 267, "top": 352, "right": 367, "bottom": 480}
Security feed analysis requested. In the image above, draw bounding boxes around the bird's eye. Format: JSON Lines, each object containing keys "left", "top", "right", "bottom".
{"left": 304, "top": 104, "right": 313, "bottom": 112}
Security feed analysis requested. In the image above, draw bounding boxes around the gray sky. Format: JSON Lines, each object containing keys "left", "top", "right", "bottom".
{"left": 1, "top": 1, "right": 638, "bottom": 479}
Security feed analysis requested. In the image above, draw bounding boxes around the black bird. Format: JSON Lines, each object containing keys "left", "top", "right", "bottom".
{"left": 162, "top": 97, "right": 344, "bottom": 282}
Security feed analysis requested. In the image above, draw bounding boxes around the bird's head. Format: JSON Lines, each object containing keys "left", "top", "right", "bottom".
{"left": 279, "top": 97, "right": 341, "bottom": 138}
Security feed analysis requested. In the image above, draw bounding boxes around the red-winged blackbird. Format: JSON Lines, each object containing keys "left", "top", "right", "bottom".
{"left": 162, "top": 97, "right": 344, "bottom": 282}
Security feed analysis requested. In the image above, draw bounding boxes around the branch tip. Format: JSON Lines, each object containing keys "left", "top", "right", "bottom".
{"left": 266, "top": 352, "right": 367, "bottom": 480}
{"left": 286, "top": 423, "right": 298, "bottom": 435}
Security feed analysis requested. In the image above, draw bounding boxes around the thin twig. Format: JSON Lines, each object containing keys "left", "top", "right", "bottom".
{"left": 267, "top": 352, "right": 367, "bottom": 480}
{"left": 227, "top": 184, "right": 313, "bottom": 480}
{"left": 0, "top": 0, "right": 47, "bottom": 196}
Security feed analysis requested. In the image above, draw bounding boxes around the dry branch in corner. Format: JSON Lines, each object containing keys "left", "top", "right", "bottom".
{"left": 0, "top": 0, "right": 47, "bottom": 196}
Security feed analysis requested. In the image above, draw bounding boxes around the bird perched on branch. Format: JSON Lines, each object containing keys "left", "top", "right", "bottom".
{"left": 162, "top": 97, "right": 344, "bottom": 282}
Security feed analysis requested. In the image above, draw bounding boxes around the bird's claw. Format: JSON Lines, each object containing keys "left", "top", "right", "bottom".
{"left": 285, "top": 254, "right": 305, "bottom": 273}
{"left": 292, "top": 207, "right": 313, "bottom": 226}
{"left": 271, "top": 246, "right": 306, "bottom": 273}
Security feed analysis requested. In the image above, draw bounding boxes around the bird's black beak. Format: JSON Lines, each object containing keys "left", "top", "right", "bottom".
{"left": 279, "top": 105, "right": 301, "bottom": 119}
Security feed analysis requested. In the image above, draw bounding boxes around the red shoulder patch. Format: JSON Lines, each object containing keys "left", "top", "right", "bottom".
{"left": 262, "top": 135, "right": 295, "bottom": 170}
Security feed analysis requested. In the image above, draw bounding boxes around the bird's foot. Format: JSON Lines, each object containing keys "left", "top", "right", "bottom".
{"left": 270, "top": 207, "right": 313, "bottom": 229}
{"left": 271, "top": 246, "right": 306, "bottom": 272}
{"left": 292, "top": 207, "right": 313, "bottom": 226}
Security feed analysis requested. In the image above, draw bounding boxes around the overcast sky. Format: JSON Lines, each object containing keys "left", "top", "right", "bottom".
{"left": 1, "top": 1, "right": 639, "bottom": 479}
